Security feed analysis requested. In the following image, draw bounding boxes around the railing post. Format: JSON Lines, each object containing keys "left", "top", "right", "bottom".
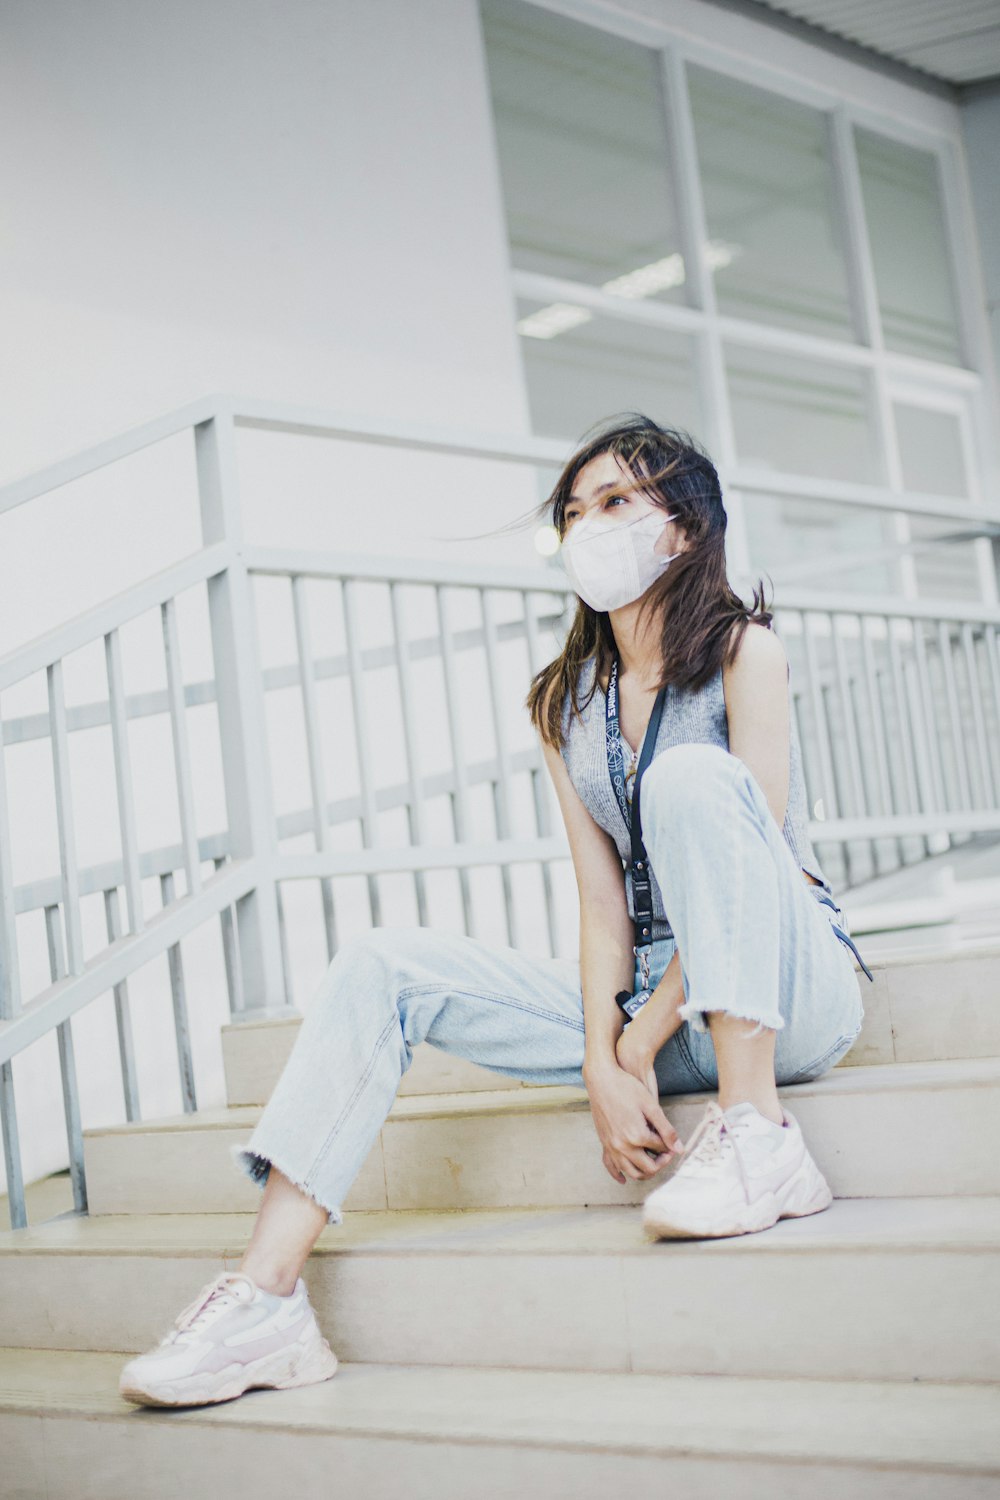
{"left": 0, "top": 709, "right": 20, "bottom": 1021}
{"left": 195, "top": 405, "right": 294, "bottom": 1019}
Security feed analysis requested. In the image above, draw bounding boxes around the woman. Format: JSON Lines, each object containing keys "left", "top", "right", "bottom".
{"left": 119, "top": 415, "right": 872, "bottom": 1410}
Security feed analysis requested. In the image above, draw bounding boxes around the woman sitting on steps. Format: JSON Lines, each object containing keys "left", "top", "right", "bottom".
{"left": 119, "top": 412, "right": 873, "bottom": 1410}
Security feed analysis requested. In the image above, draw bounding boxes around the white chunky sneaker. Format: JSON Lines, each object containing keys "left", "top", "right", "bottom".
{"left": 119, "top": 1269, "right": 338, "bottom": 1408}
{"left": 642, "top": 1099, "right": 833, "bottom": 1240}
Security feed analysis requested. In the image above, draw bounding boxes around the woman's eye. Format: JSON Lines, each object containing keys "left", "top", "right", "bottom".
{"left": 564, "top": 495, "right": 626, "bottom": 524}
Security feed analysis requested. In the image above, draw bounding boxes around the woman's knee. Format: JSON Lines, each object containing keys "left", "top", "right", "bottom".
{"left": 642, "top": 742, "right": 739, "bottom": 824}
{"left": 321, "top": 923, "right": 443, "bottom": 999}
{"left": 776, "top": 1016, "right": 864, "bottom": 1086}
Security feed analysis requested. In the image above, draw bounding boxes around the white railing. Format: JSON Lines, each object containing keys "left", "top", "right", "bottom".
{"left": 1, "top": 394, "right": 999, "bottom": 1229}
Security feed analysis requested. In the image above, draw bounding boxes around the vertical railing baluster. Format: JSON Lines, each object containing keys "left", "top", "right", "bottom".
{"left": 480, "top": 589, "right": 518, "bottom": 949}
{"left": 821, "top": 678, "right": 854, "bottom": 882}
{"left": 161, "top": 598, "right": 202, "bottom": 898}
{"left": 47, "top": 659, "right": 83, "bottom": 975}
{"left": 873, "top": 664, "right": 906, "bottom": 868}
{"left": 275, "top": 881, "right": 294, "bottom": 1011}
{"left": 521, "top": 588, "right": 558, "bottom": 957}
{"left": 0, "top": 701, "right": 21, "bottom": 1020}
{"left": 984, "top": 625, "right": 1000, "bottom": 801}
{"left": 903, "top": 654, "right": 935, "bottom": 859}
{"left": 885, "top": 616, "right": 923, "bottom": 863}
{"left": 341, "top": 578, "right": 381, "bottom": 929}
{"left": 847, "top": 673, "right": 878, "bottom": 880}
{"left": 291, "top": 575, "right": 339, "bottom": 960}
{"left": 212, "top": 855, "right": 244, "bottom": 1016}
{"left": 104, "top": 887, "right": 141, "bottom": 1122}
{"left": 104, "top": 628, "right": 144, "bottom": 935}
{"left": 802, "top": 613, "right": 838, "bottom": 819}
{"left": 436, "top": 586, "right": 475, "bottom": 937}
{"left": 937, "top": 618, "right": 973, "bottom": 837}
{"left": 390, "top": 582, "right": 429, "bottom": 928}
{"left": 44, "top": 905, "right": 87, "bottom": 1213}
{"left": 886, "top": 617, "right": 921, "bottom": 817}
{"left": 830, "top": 613, "right": 867, "bottom": 819}
{"left": 196, "top": 410, "right": 288, "bottom": 1017}
{"left": 912, "top": 618, "right": 948, "bottom": 818}
{"left": 159, "top": 871, "right": 197, "bottom": 1113}
{"left": 961, "top": 621, "right": 995, "bottom": 806}
{"left": 0, "top": 1060, "right": 26, "bottom": 1230}
{"left": 859, "top": 616, "right": 894, "bottom": 818}
{"left": 0, "top": 694, "right": 25, "bottom": 1227}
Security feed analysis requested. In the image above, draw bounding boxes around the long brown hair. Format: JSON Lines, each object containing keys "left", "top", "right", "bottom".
{"left": 525, "top": 413, "right": 774, "bottom": 750}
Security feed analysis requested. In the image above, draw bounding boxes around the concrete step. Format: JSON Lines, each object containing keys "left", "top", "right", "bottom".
{"left": 2, "top": 1348, "right": 997, "bottom": 1499}
{"left": 1, "top": 1198, "right": 997, "bottom": 1383}
{"left": 221, "top": 941, "right": 1000, "bottom": 1105}
{"left": 82, "top": 1059, "right": 1000, "bottom": 1215}
{"left": 222, "top": 1018, "right": 522, "bottom": 1107}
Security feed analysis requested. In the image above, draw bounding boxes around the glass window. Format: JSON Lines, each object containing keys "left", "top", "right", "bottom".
{"left": 516, "top": 297, "right": 702, "bottom": 442}
{"left": 744, "top": 495, "right": 898, "bottom": 597}
{"left": 855, "top": 129, "right": 963, "bottom": 366}
{"left": 479, "top": 0, "right": 686, "bottom": 302}
{"left": 687, "top": 63, "right": 854, "bottom": 342}
{"left": 894, "top": 402, "right": 969, "bottom": 497}
{"left": 905, "top": 515, "right": 985, "bottom": 603}
{"left": 895, "top": 401, "right": 980, "bottom": 600}
{"left": 725, "top": 345, "right": 882, "bottom": 485}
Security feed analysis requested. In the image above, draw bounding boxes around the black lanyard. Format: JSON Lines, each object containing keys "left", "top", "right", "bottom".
{"left": 604, "top": 654, "right": 668, "bottom": 1015}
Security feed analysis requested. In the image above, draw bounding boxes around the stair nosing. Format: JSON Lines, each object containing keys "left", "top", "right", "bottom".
{"left": 1, "top": 1349, "right": 997, "bottom": 1473}
{"left": 3, "top": 1198, "right": 999, "bottom": 1258}
{"left": 80, "top": 1056, "right": 1000, "bottom": 1138}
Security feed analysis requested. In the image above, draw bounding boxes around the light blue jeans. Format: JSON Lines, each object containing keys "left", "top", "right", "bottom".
{"left": 232, "top": 743, "right": 865, "bottom": 1224}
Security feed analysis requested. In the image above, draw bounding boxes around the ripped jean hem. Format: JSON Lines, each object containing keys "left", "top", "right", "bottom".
{"left": 677, "top": 998, "right": 786, "bottom": 1037}
{"left": 229, "top": 1140, "right": 344, "bottom": 1228}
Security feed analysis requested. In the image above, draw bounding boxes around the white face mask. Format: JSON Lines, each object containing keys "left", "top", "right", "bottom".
{"left": 560, "top": 507, "right": 681, "bottom": 613}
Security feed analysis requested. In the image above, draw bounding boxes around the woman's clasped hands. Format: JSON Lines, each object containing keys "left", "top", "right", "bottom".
{"left": 583, "top": 1021, "right": 685, "bottom": 1185}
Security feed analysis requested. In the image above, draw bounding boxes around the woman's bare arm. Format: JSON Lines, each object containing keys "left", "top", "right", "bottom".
{"left": 537, "top": 710, "right": 682, "bottom": 1179}
{"left": 537, "top": 727, "right": 633, "bottom": 1076}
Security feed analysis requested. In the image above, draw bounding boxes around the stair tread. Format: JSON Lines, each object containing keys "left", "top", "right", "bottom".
{"left": 1, "top": 1347, "right": 996, "bottom": 1470}
{"left": 81, "top": 1056, "right": 1000, "bottom": 1138}
{"left": 2, "top": 1196, "right": 998, "bottom": 1259}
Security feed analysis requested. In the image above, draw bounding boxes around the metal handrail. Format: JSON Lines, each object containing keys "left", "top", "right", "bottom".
{"left": 3, "top": 392, "right": 997, "bottom": 529}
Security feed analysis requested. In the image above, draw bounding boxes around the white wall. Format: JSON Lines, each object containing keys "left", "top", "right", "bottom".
{"left": 0, "top": 0, "right": 551, "bottom": 1203}
{"left": 0, "top": 0, "right": 537, "bottom": 654}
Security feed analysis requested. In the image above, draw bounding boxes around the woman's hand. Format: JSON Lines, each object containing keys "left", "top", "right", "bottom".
{"left": 615, "top": 1020, "right": 659, "bottom": 1099}
{"left": 583, "top": 1057, "right": 683, "bottom": 1184}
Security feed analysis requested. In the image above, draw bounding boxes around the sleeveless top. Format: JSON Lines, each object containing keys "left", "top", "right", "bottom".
{"left": 559, "top": 652, "right": 833, "bottom": 942}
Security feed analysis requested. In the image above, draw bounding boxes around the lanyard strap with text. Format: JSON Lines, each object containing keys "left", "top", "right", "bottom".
{"left": 604, "top": 654, "right": 668, "bottom": 1018}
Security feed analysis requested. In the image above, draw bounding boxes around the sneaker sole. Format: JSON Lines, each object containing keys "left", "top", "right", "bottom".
{"left": 119, "top": 1330, "right": 339, "bottom": 1408}
{"left": 642, "top": 1151, "right": 834, "bottom": 1241}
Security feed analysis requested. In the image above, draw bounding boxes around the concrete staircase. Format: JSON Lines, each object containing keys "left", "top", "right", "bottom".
{"left": 2, "top": 939, "right": 999, "bottom": 1498}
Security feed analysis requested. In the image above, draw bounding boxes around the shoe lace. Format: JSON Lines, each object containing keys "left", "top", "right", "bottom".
{"left": 164, "top": 1271, "right": 257, "bottom": 1343}
{"left": 678, "top": 1101, "right": 752, "bottom": 1202}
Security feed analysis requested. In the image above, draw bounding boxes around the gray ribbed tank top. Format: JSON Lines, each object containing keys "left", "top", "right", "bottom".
{"left": 559, "top": 652, "right": 832, "bottom": 941}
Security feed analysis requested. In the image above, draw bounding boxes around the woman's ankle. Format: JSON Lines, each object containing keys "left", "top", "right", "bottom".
{"left": 236, "top": 1258, "right": 301, "bottom": 1297}
{"left": 719, "top": 1092, "right": 783, "bottom": 1127}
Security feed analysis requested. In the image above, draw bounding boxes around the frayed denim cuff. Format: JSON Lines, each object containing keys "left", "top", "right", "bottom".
{"left": 229, "top": 1140, "right": 345, "bottom": 1227}
{"left": 677, "top": 999, "right": 785, "bottom": 1037}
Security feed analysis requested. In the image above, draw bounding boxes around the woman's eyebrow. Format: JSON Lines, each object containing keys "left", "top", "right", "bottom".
{"left": 566, "top": 482, "right": 620, "bottom": 506}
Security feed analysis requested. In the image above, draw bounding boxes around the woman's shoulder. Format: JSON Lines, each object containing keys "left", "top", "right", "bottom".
{"left": 722, "top": 618, "right": 787, "bottom": 681}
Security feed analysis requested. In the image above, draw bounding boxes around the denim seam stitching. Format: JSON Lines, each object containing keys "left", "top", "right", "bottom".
{"left": 396, "top": 981, "right": 587, "bottom": 1033}
{"left": 783, "top": 1028, "right": 860, "bottom": 1086}
{"left": 306, "top": 1007, "right": 400, "bottom": 1180}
